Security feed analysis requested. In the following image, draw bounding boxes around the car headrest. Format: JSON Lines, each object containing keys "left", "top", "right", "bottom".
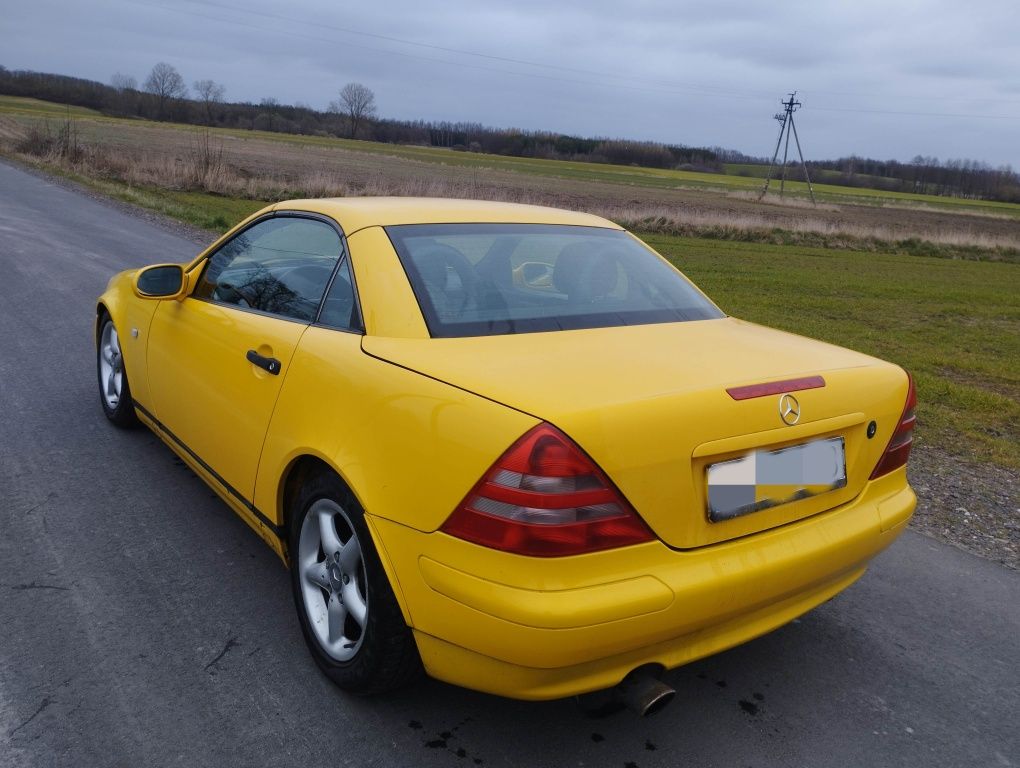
{"left": 412, "top": 243, "right": 466, "bottom": 289}
{"left": 552, "top": 242, "right": 619, "bottom": 302}
{"left": 476, "top": 238, "right": 517, "bottom": 289}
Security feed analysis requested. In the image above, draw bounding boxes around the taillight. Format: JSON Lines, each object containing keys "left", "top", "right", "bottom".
{"left": 441, "top": 423, "right": 654, "bottom": 556}
{"left": 870, "top": 371, "right": 917, "bottom": 479}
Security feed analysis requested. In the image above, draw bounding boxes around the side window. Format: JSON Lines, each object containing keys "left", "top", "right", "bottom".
{"left": 317, "top": 257, "right": 362, "bottom": 331}
{"left": 194, "top": 217, "right": 341, "bottom": 322}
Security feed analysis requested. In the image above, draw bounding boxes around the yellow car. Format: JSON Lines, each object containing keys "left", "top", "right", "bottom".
{"left": 96, "top": 198, "right": 916, "bottom": 713}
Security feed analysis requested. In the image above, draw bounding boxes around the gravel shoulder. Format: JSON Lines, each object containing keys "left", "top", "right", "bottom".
{"left": 909, "top": 445, "right": 1019, "bottom": 569}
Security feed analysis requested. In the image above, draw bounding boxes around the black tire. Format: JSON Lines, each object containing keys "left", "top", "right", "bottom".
{"left": 96, "top": 311, "right": 138, "bottom": 428}
{"left": 288, "top": 471, "right": 421, "bottom": 694}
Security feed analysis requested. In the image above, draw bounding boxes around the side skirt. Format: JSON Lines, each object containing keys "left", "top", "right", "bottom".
{"left": 133, "top": 402, "right": 289, "bottom": 563}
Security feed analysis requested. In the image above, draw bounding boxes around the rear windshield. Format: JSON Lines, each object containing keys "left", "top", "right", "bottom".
{"left": 385, "top": 224, "right": 723, "bottom": 337}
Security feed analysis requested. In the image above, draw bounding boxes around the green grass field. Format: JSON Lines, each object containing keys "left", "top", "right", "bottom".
{"left": 650, "top": 235, "right": 1020, "bottom": 470}
{"left": 0, "top": 95, "right": 102, "bottom": 118}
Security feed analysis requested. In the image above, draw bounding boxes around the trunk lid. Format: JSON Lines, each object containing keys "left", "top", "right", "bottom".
{"left": 363, "top": 317, "right": 909, "bottom": 548}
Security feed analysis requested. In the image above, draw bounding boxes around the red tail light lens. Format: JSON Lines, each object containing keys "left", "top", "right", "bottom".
{"left": 441, "top": 423, "right": 654, "bottom": 556}
{"left": 870, "top": 372, "right": 917, "bottom": 479}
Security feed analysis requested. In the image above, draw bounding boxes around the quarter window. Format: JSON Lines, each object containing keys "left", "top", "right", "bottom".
{"left": 194, "top": 217, "right": 342, "bottom": 322}
{"left": 318, "top": 257, "right": 362, "bottom": 331}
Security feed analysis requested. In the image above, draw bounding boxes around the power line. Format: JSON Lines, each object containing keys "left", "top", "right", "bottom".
{"left": 128, "top": 0, "right": 779, "bottom": 101}
{"left": 811, "top": 104, "right": 1020, "bottom": 120}
{"left": 168, "top": 0, "right": 767, "bottom": 99}
{"left": 128, "top": 0, "right": 777, "bottom": 103}
{"left": 801, "top": 88, "right": 1020, "bottom": 108}
{"left": 123, "top": 0, "right": 1020, "bottom": 122}
{"left": 169, "top": 0, "right": 1020, "bottom": 114}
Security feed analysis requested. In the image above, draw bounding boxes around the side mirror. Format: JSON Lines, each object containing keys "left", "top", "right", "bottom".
{"left": 133, "top": 264, "right": 187, "bottom": 300}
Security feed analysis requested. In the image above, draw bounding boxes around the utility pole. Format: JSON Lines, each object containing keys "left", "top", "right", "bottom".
{"left": 758, "top": 92, "right": 816, "bottom": 205}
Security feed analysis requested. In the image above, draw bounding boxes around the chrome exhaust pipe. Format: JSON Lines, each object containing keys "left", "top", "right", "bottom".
{"left": 614, "top": 668, "right": 676, "bottom": 717}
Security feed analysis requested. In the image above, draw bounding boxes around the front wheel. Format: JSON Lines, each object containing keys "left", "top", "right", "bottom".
{"left": 289, "top": 472, "right": 421, "bottom": 694}
{"left": 96, "top": 312, "right": 138, "bottom": 428}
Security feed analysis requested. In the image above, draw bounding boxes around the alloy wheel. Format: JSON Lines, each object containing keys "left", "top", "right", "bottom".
{"left": 99, "top": 321, "right": 123, "bottom": 409}
{"left": 297, "top": 499, "right": 369, "bottom": 661}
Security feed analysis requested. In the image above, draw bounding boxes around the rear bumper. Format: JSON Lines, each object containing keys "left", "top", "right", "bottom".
{"left": 368, "top": 469, "right": 915, "bottom": 700}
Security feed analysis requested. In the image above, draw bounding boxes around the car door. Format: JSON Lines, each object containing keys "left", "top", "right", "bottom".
{"left": 146, "top": 213, "right": 345, "bottom": 509}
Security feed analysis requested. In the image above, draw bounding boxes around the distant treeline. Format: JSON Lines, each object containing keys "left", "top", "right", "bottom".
{"left": 803, "top": 156, "right": 1020, "bottom": 203}
{"left": 2, "top": 65, "right": 1018, "bottom": 202}
{"left": 0, "top": 66, "right": 721, "bottom": 172}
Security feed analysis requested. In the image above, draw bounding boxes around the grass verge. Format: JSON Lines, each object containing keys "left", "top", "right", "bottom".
{"left": 7, "top": 153, "right": 266, "bottom": 231}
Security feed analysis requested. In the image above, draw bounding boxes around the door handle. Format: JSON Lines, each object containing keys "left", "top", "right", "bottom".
{"left": 246, "top": 349, "right": 281, "bottom": 375}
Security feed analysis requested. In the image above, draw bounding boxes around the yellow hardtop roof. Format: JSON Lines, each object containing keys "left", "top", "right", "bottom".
{"left": 271, "top": 197, "right": 621, "bottom": 234}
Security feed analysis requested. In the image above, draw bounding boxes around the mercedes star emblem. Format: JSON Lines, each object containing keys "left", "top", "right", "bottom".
{"left": 779, "top": 393, "right": 801, "bottom": 426}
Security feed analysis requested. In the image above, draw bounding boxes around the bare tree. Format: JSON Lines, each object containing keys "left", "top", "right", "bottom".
{"left": 258, "top": 97, "right": 281, "bottom": 131}
{"left": 110, "top": 73, "right": 137, "bottom": 91}
{"left": 144, "top": 62, "right": 187, "bottom": 118}
{"left": 193, "top": 79, "right": 225, "bottom": 124}
{"left": 109, "top": 73, "right": 140, "bottom": 115}
{"left": 329, "top": 82, "right": 376, "bottom": 139}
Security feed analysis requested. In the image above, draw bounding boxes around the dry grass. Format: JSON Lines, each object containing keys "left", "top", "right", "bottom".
{"left": 0, "top": 116, "right": 26, "bottom": 142}
{"left": 3, "top": 114, "right": 1019, "bottom": 259}
{"left": 599, "top": 203, "right": 1020, "bottom": 254}
{"left": 875, "top": 199, "right": 1020, "bottom": 221}
{"left": 725, "top": 189, "right": 842, "bottom": 212}
{"left": 4, "top": 118, "right": 533, "bottom": 201}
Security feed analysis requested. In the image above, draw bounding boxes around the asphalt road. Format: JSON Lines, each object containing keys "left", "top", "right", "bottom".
{"left": 0, "top": 160, "right": 1017, "bottom": 768}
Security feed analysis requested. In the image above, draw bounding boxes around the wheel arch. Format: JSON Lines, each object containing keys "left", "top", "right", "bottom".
{"left": 95, "top": 300, "right": 116, "bottom": 342}
{"left": 95, "top": 267, "right": 137, "bottom": 338}
{"left": 278, "top": 453, "right": 414, "bottom": 625}
{"left": 95, "top": 272, "right": 162, "bottom": 413}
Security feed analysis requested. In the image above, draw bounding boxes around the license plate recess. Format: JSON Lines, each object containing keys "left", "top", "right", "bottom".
{"left": 707, "top": 436, "right": 847, "bottom": 522}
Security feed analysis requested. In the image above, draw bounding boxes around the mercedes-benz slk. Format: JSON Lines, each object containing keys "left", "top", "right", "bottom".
{"left": 96, "top": 198, "right": 916, "bottom": 709}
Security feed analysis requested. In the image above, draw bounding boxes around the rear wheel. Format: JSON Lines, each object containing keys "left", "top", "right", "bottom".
{"left": 288, "top": 471, "right": 421, "bottom": 694}
{"left": 96, "top": 312, "right": 138, "bottom": 428}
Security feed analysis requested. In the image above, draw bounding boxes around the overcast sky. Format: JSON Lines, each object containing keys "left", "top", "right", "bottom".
{"left": 4, "top": 0, "right": 1019, "bottom": 166}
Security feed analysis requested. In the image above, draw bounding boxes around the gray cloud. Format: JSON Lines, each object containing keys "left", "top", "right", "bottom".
{"left": 3, "top": 0, "right": 1018, "bottom": 166}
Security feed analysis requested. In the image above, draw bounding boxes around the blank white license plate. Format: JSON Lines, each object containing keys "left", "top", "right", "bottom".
{"left": 707, "top": 436, "right": 847, "bottom": 522}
